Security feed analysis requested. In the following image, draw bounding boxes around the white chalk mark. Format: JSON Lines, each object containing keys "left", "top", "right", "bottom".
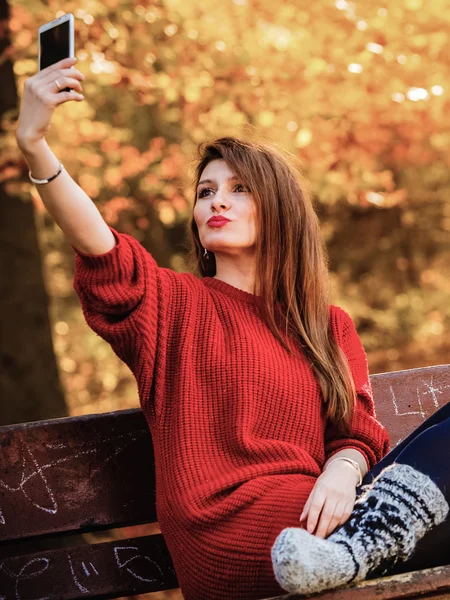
{"left": 0, "top": 430, "right": 147, "bottom": 523}
{"left": 20, "top": 446, "right": 58, "bottom": 515}
{"left": 389, "top": 385, "right": 424, "bottom": 418}
{"left": 16, "top": 557, "right": 50, "bottom": 600}
{"left": 68, "top": 554, "right": 89, "bottom": 594}
{"left": 114, "top": 545, "right": 164, "bottom": 583}
{"left": 0, "top": 443, "right": 58, "bottom": 517}
{"left": 416, "top": 387, "right": 426, "bottom": 419}
{"left": 421, "top": 377, "right": 442, "bottom": 408}
{"left": 80, "top": 560, "right": 98, "bottom": 577}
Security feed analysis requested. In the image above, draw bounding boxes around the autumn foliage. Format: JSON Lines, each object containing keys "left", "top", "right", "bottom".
{"left": 1, "top": 0, "right": 449, "bottom": 417}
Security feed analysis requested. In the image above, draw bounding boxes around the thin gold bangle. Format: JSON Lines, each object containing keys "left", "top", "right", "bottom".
{"left": 325, "top": 457, "right": 363, "bottom": 486}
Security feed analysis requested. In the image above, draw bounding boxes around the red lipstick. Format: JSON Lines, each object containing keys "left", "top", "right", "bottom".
{"left": 207, "top": 216, "right": 231, "bottom": 227}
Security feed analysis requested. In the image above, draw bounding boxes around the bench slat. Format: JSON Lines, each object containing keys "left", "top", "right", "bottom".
{"left": 0, "top": 364, "right": 448, "bottom": 546}
{"left": 371, "top": 364, "right": 450, "bottom": 446}
{"left": 0, "top": 410, "right": 156, "bottom": 542}
{"left": 0, "top": 534, "right": 178, "bottom": 599}
{"left": 266, "top": 563, "right": 450, "bottom": 600}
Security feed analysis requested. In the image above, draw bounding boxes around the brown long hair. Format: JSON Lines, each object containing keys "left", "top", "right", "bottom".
{"left": 187, "top": 136, "right": 356, "bottom": 433}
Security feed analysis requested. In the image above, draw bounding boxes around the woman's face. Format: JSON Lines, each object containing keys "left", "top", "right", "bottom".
{"left": 193, "top": 159, "right": 257, "bottom": 256}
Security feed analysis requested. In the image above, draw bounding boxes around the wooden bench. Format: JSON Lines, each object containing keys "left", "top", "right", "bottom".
{"left": 0, "top": 364, "right": 449, "bottom": 600}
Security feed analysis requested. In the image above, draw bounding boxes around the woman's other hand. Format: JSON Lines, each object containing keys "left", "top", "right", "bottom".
{"left": 299, "top": 460, "right": 359, "bottom": 538}
{"left": 16, "top": 57, "right": 85, "bottom": 152}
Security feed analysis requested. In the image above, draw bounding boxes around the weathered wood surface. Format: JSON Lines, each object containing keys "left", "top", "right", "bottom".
{"left": 0, "top": 534, "right": 177, "bottom": 599}
{"left": 370, "top": 363, "right": 450, "bottom": 447}
{"left": 1, "top": 365, "right": 449, "bottom": 544}
{"left": 267, "top": 564, "right": 450, "bottom": 600}
{"left": 0, "top": 410, "right": 156, "bottom": 542}
{"left": 0, "top": 364, "right": 449, "bottom": 599}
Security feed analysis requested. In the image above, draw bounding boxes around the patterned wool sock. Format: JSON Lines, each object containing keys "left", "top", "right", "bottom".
{"left": 271, "top": 463, "right": 449, "bottom": 595}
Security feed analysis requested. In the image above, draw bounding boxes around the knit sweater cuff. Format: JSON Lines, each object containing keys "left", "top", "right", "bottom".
{"left": 71, "top": 227, "right": 127, "bottom": 274}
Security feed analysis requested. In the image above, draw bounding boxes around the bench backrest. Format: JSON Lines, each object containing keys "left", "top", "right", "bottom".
{"left": 0, "top": 364, "right": 449, "bottom": 598}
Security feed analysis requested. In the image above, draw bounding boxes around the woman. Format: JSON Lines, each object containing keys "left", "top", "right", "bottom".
{"left": 16, "top": 57, "right": 449, "bottom": 600}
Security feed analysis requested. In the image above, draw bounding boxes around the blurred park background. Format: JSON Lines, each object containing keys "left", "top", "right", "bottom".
{"left": 0, "top": 1, "right": 449, "bottom": 598}
{"left": 0, "top": 0, "right": 449, "bottom": 429}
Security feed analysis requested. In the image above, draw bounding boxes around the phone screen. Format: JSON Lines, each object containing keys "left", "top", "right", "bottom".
{"left": 40, "top": 21, "right": 70, "bottom": 70}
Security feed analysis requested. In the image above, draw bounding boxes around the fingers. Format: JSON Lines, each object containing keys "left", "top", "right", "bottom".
{"left": 24, "top": 77, "right": 84, "bottom": 106}
{"left": 53, "top": 89, "right": 85, "bottom": 106}
{"left": 41, "top": 67, "right": 85, "bottom": 85}
{"left": 37, "top": 57, "right": 85, "bottom": 96}
{"left": 299, "top": 497, "right": 311, "bottom": 523}
{"left": 314, "top": 498, "right": 339, "bottom": 539}
{"left": 41, "top": 67, "right": 85, "bottom": 97}
{"left": 39, "top": 56, "right": 79, "bottom": 76}
{"left": 318, "top": 499, "right": 355, "bottom": 539}
{"left": 300, "top": 494, "right": 356, "bottom": 539}
{"left": 305, "top": 490, "right": 325, "bottom": 534}
{"left": 30, "top": 65, "right": 85, "bottom": 105}
{"left": 323, "top": 502, "right": 345, "bottom": 538}
{"left": 46, "top": 77, "right": 84, "bottom": 95}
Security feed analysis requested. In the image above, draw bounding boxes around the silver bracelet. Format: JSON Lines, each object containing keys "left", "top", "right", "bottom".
{"left": 29, "top": 162, "right": 64, "bottom": 185}
{"left": 325, "top": 457, "right": 363, "bottom": 486}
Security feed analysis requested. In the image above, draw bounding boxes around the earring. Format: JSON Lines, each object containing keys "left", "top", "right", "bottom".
{"left": 203, "top": 248, "right": 209, "bottom": 260}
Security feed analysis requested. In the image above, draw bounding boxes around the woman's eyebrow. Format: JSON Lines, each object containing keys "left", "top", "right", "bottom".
{"left": 197, "top": 176, "right": 239, "bottom": 188}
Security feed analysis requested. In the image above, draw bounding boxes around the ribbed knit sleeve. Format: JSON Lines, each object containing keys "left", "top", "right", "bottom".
{"left": 72, "top": 227, "right": 162, "bottom": 374}
{"left": 324, "top": 307, "right": 390, "bottom": 470}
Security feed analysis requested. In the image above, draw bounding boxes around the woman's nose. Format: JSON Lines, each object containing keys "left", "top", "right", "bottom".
{"left": 211, "top": 188, "right": 229, "bottom": 210}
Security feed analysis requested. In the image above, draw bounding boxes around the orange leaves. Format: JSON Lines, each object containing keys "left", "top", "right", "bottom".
{"left": 79, "top": 152, "right": 104, "bottom": 168}
{"left": 101, "top": 139, "right": 120, "bottom": 153}
{"left": 160, "top": 146, "right": 185, "bottom": 179}
{"left": 78, "top": 173, "right": 101, "bottom": 198}
{"left": 118, "top": 145, "right": 150, "bottom": 178}
{"left": 101, "top": 196, "right": 136, "bottom": 225}
{"left": 9, "top": 0, "right": 450, "bottom": 213}
{"left": 104, "top": 166, "right": 123, "bottom": 188}
{"left": 353, "top": 126, "right": 393, "bottom": 154}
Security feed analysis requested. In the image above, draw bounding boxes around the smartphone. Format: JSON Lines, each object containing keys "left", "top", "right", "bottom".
{"left": 38, "top": 13, "right": 74, "bottom": 92}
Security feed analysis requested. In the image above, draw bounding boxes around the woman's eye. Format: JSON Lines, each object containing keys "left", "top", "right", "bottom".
{"left": 198, "top": 188, "right": 212, "bottom": 198}
{"left": 235, "top": 184, "right": 250, "bottom": 193}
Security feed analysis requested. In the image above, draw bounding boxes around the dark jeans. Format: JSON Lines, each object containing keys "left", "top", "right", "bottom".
{"left": 356, "top": 401, "right": 450, "bottom": 575}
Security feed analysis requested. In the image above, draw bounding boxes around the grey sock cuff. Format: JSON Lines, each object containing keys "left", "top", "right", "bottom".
{"left": 365, "top": 463, "right": 449, "bottom": 527}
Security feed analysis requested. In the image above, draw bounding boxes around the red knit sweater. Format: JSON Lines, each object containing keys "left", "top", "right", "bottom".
{"left": 73, "top": 228, "right": 390, "bottom": 600}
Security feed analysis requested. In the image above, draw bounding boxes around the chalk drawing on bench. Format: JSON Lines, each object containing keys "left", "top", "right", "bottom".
{"left": 0, "top": 555, "right": 51, "bottom": 600}
{"left": 0, "top": 443, "right": 59, "bottom": 518}
{"left": 389, "top": 385, "right": 426, "bottom": 419}
{"left": 0, "top": 430, "right": 148, "bottom": 525}
{"left": 114, "top": 545, "right": 165, "bottom": 584}
{"left": 0, "top": 544, "right": 174, "bottom": 597}
{"left": 81, "top": 561, "right": 98, "bottom": 577}
{"left": 68, "top": 554, "right": 96, "bottom": 594}
{"left": 422, "top": 377, "right": 448, "bottom": 409}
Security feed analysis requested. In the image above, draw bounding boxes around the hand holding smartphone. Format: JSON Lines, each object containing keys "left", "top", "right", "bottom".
{"left": 16, "top": 13, "right": 83, "bottom": 153}
{"left": 38, "top": 13, "right": 75, "bottom": 91}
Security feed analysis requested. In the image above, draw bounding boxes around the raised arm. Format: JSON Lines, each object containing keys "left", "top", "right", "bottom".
{"left": 16, "top": 57, "right": 114, "bottom": 255}
{"left": 15, "top": 57, "right": 161, "bottom": 372}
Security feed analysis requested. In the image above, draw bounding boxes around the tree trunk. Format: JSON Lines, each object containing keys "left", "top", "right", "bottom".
{"left": 0, "top": 0, "right": 67, "bottom": 426}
